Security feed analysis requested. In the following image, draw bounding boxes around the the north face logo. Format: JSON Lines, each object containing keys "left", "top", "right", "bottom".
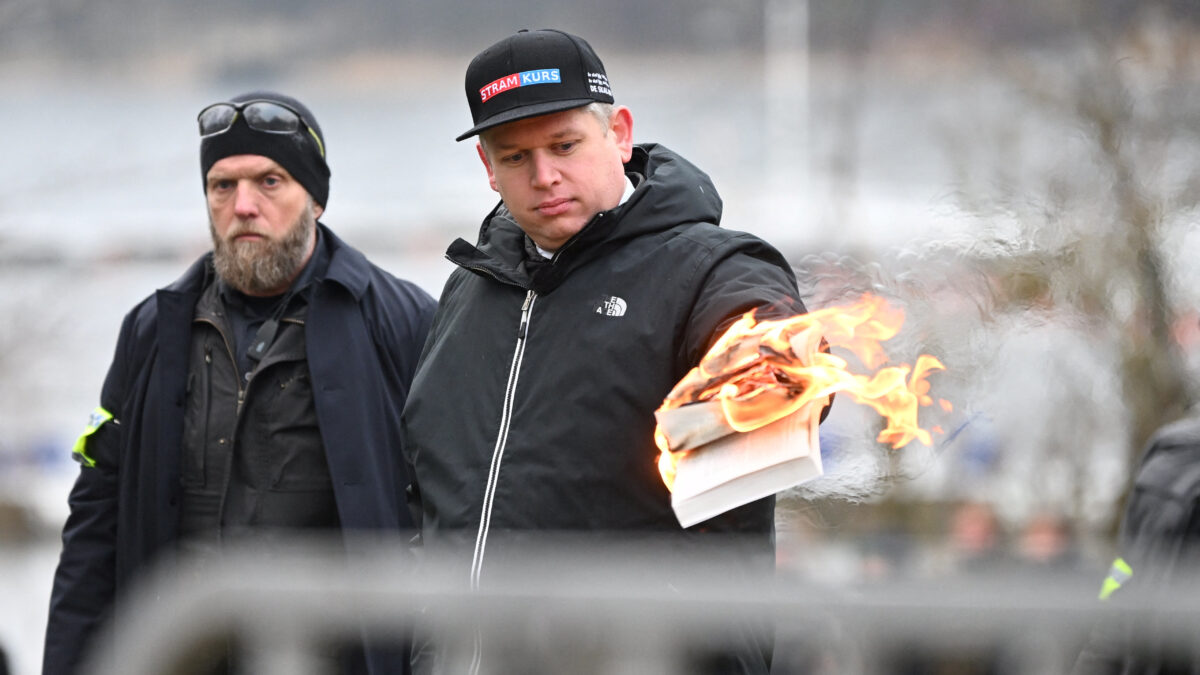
{"left": 596, "top": 296, "right": 627, "bottom": 317}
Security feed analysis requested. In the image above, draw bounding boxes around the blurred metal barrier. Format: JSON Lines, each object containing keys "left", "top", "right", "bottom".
{"left": 80, "top": 537, "right": 1200, "bottom": 675}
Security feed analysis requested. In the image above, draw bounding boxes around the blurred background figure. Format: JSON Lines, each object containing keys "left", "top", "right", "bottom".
{"left": 858, "top": 526, "right": 916, "bottom": 583}
{"left": 945, "top": 500, "right": 1012, "bottom": 575}
{"left": 1073, "top": 410, "right": 1200, "bottom": 674}
{"left": 1017, "top": 509, "right": 1082, "bottom": 571}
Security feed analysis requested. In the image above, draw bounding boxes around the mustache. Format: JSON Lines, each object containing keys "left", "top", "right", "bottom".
{"left": 223, "top": 221, "right": 269, "bottom": 241}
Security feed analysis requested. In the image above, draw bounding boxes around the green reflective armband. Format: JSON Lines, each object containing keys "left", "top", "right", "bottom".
{"left": 1098, "top": 557, "right": 1133, "bottom": 600}
{"left": 72, "top": 407, "right": 114, "bottom": 468}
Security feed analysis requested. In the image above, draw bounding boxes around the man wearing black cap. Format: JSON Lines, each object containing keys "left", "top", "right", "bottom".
{"left": 44, "top": 91, "right": 437, "bottom": 675}
{"left": 402, "top": 30, "right": 820, "bottom": 674}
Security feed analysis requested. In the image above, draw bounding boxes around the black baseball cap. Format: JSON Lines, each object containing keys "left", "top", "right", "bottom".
{"left": 456, "top": 29, "right": 615, "bottom": 142}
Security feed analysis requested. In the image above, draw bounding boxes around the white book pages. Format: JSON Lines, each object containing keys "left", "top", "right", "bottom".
{"left": 670, "top": 402, "right": 823, "bottom": 528}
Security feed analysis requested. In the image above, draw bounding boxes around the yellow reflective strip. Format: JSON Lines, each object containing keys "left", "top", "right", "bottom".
{"left": 1112, "top": 558, "right": 1132, "bottom": 579}
{"left": 307, "top": 127, "right": 325, "bottom": 158}
{"left": 71, "top": 407, "right": 113, "bottom": 468}
{"left": 1098, "top": 557, "right": 1133, "bottom": 600}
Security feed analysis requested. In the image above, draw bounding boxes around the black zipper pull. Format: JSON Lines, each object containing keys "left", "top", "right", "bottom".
{"left": 246, "top": 287, "right": 299, "bottom": 364}
{"left": 246, "top": 318, "right": 279, "bottom": 363}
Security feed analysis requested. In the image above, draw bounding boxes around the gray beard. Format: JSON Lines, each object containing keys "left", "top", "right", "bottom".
{"left": 210, "top": 205, "right": 316, "bottom": 296}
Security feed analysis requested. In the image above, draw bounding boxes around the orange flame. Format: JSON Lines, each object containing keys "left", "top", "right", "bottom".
{"left": 655, "top": 294, "right": 947, "bottom": 491}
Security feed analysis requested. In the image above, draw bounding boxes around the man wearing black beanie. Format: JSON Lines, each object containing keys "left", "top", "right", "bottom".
{"left": 45, "top": 91, "right": 437, "bottom": 675}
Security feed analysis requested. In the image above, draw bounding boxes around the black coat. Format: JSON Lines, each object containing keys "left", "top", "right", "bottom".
{"left": 45, "top": 224, "right": 437, "bottom": 675}
{"left": 1074, "top": 413, "right": 1200, "bottom": 674}
{"left": 402, "top": 144, "right": 809, "bottom": 674}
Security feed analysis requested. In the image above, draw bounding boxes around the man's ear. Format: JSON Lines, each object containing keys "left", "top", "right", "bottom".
{"left": 610, "top": 106, "right": 635, "bottom": 163}
{"left": 313, "top": 203, "right": 324, "bottom": 219}
{"left": 477, "top": 142, "right": 499, "bottom": 193}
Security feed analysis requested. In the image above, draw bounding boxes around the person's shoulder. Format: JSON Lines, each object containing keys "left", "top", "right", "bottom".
{"left": 1134, "top": 413, "right": 1200, "bottom": 499}
{"left": 123, "top": 255, "right": 209, "bottom": 331}
{"left": 116, "top": 292, "right": 160, "bottom": 345}
{"left": 321, "top": 227, "right": 432, "bottom": 300}
{"left": 662, "top": 223, "right": 792, "bottom": 275}
{"left": 660, "top": 221, "right": 770, "bottom": 252}
{"left": 365, "top": 261, "right": 436, "bottom": 309}
{"left": 1146, "top": 412, "right": 1200, "bottom": 455}
{"left": 333, "top": 242, "right": 436, "bottom": 316}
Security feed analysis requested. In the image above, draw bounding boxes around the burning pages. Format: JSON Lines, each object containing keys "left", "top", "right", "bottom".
{"left": 654, "top": 294, "right": 949, "bottom": 528}
{"left": 655, "top": 319, "right": 830, "bottom": 528}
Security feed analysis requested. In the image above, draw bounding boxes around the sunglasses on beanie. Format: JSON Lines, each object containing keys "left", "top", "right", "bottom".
{"left": 197, "top": 100, "right": 326, "bottom": 159}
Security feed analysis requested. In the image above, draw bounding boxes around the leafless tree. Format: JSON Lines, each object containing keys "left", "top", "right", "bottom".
{"left": 938, "top": 3, "right": 1200, "bottom": 528}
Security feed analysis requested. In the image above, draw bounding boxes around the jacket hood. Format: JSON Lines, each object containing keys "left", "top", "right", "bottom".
{"left": 446, "top": 143, "right": 723, "bottom": 294}
{"left": 605, "top": 143, "right": 724, "bottom": 240}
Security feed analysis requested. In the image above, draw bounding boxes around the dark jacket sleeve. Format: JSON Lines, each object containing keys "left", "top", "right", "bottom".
{"left": 681, "top": 233, "right": 805, "bottom": 368}
{"left": 369, "top": 274, "right": 437, "bottom": 401}
{"left": 364, "top": 272, "right": 437, "bottom": 530}
{"left": 681, "top": 233, "right": 838, "bottom": 426}
{"left": 1073, "top": 430, "right": 1200, "bottom": 674}
{"left": 44, "top": 311, "right": 136, "bottom": 675}
{"left": 1071, "top": 601, "right": 1128, "bottom": 675}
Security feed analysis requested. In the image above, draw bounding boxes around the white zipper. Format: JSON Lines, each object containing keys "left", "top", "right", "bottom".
{"left": 470, "top": 289, "right": 535, "bottom": 589}
{"left": 468, "top": 289, "right": 534, "bottom": 675}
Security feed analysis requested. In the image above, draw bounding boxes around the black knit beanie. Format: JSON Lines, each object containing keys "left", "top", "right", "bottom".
{"left": 200, "top": 91, "right": 331, "bottom": 208}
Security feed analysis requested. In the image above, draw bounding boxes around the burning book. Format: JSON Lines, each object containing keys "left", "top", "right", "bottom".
{"left": 655, "top": 295, "right": 948, "bottom": 528}
{"left": 657, "top": 397, "right": 824, "bottom": 528}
